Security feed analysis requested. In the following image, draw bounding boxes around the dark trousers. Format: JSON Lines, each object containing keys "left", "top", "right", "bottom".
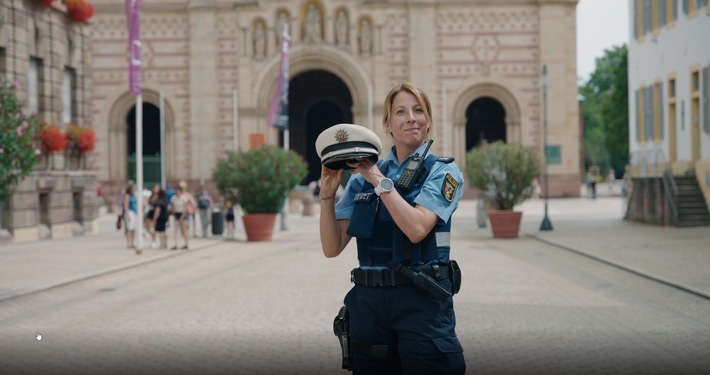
{"left": 344, "top": 283, "right": 466, "bottom": 375}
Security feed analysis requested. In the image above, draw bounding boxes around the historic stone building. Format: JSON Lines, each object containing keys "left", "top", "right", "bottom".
{"left": 92, "top": 0, "right": 581, "bottom": 203}
{"left": 1, "top": 0, "right": 99, "bottom": 242}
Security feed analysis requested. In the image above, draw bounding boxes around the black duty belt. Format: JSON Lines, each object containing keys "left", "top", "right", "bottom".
{"left": 351, "top": 264, "right": 449, "bottom": 287}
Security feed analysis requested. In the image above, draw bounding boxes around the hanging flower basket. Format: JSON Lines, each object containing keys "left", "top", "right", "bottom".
{"left": 37, "top": 124, "right": 68, "bottom": 154}
{"left": 66, "top": 124, "right": 96, "bottom": 170}
{"left": 66, "top": 124, "right": 96, "bottom": 154}
{"left": 62, "top": 0, "right": 95, "bottom": 23}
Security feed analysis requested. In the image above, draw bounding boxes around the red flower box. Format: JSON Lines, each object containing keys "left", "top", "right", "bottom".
{"left": 67, "top": 124, "right": 96, "bottom": 154}
{"left": 37, "top": 124, "right": 68, "bottom": 153}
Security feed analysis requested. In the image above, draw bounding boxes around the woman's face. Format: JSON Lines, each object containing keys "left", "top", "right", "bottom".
{"left": 385, "top": 90, "right": 428, "bottom": 148}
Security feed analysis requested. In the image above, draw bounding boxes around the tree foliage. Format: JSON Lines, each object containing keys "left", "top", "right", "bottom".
{"left": 211, "top": 146, "right": 308, "bottom": 214}
{"left": 579, "top": 45, "right": 628, "bottom": 177}
{"left": 0, "top": 80, "right": 44, "bottom": 201}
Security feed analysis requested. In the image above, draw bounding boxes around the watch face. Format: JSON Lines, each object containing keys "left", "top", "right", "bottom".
{"left": 381, "top": 178, "right": 394, "bottom": 190}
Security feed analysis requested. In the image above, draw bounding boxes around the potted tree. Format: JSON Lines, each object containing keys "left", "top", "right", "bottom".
{"left": 466, "top": 141, "right": 540, "bottom": 238}
{"left": 212, "top": 145, "right": 308, "bottom": 241}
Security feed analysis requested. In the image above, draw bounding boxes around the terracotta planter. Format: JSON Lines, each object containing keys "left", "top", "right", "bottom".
{"left": 242, "top": 213, "right": 277, "bottom": 241}
{"left": 487, "top": 210, "right": 523, "bottom": 239}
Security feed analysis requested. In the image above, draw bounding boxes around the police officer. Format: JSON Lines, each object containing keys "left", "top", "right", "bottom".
{"left": 318, "top": 82, "right": 466, "bottom": 374}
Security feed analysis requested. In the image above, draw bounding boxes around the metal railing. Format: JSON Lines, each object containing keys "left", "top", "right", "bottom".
{"left": 629, "top": 148, "right": 677, "bottom": 225}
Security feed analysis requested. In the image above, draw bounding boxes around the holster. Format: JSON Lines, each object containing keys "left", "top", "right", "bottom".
{"left": 449, "top": 259, "right": 462, "bottom": 295}
{"left": 333, "top": 306, "right": 352, "bottom": 371}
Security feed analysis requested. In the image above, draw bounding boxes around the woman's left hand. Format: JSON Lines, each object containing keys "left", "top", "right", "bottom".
{"left": 347, "top": 158, "right": 385, "bottom": 186}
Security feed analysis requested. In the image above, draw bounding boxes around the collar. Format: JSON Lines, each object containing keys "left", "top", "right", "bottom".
{"left": 382, "top": 142, "right": 432, "bottom": 166}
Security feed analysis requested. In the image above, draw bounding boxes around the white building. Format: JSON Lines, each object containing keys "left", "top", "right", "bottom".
{"left": 627, "top": 0, "right": 710, "bottom": 226}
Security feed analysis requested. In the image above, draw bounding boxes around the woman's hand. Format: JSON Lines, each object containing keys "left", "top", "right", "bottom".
{"left": 347, "top": 158, "right": 385, "bottom": 187}
{"left": 320, "top": 166, "right": 343, "bottom": 199}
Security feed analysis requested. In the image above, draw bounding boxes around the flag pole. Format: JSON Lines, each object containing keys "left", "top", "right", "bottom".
{"left": 126, "top": 0, "right": 143, "bottom": 253}
{"left": 136, "top": 95, "right": 143, "bottom": 250}
{"left": 160, "top": 91, "right": 165, "bottom": 188}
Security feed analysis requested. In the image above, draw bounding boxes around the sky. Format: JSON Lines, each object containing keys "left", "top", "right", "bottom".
{"left": 576, "top": 0, "right": 629, "bottom": 83}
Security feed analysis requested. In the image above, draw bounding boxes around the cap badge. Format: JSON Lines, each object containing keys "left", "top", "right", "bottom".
{"left": 334, "top": 129, "right": 349, "bottom": 143}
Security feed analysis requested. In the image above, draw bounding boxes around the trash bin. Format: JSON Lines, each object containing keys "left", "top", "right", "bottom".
{"left": 211, "top": 207, "right": 224, "bottom": 235}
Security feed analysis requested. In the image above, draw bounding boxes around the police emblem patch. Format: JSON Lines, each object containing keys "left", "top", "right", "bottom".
{"left": 441, "top": 173, "right": 459, "bottom": 203}
{"left": 334, "top": 129, "right": 349, "bottom": 143}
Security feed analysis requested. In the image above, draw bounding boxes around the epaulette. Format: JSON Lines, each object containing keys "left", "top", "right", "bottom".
{"left": 436, "top": 157, "right": 455, "bottom": 164}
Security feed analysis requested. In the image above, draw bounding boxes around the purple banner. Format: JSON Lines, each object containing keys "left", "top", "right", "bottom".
{"left": 125, "top": 0, "right": 142, "bottom": 96}
{"left": 267, "top": 30, "right": 291, "bottom": 130}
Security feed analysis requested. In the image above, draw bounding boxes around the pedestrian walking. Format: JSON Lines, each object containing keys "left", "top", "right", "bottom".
{"left": 170, "top": 185, "right": 189, "bottom": 250}
{"left": 196, "top": 186, "right": 213, "bottom": 238}
{"left": 123, "top": 184, "right": 138, "bottom": 251}
{"left": 151, "top": 188, "right": 169, "bottom": 249}
{"left": 318, "top": 82, "right": 466, "bottom": 374}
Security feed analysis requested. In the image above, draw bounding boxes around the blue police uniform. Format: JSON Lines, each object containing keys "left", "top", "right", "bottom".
{"left": 335, "top": 142, "right": 466, "bottom": 375}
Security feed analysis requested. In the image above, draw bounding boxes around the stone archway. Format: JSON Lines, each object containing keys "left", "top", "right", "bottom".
{"left": 289, "top": 70, "right": 353, "bottom": 184}
{"left": 107, "top": 90, "right": 176, "bottom": 184}
{"left": 451, "top": 83, "right": 522, "bottom": 168}
{"left": 465, "top": 97, "right": 507, "bottom": 151}
{"left": 255, "top": 45, "right": 372, "bottom": 132}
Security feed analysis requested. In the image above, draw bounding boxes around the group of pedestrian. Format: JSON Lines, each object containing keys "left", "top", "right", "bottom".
{"left": 118, "top": 180, "right": 236, "bottom": 252}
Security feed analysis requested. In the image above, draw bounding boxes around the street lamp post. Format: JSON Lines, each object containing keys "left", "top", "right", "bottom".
{"left": 539, "top": 64, "right": 553, "bottom": 231}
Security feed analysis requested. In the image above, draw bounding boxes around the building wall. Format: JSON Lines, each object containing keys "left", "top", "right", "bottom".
{"left": 0, "top": 0, "right": 99, "bottom": 242}
{"left": 628, "top": 0, "right": 710, "bottom": 205}
{"left": 91, "top": 0, "right": 581, "bottom": 201}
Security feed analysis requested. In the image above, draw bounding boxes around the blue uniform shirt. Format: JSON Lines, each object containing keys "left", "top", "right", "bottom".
{"left": 335, "top": 142, "right": 464, "bottom": 224}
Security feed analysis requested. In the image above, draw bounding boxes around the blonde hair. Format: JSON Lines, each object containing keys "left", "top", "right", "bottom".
{"left": 382, "top": 82, "right": 435, "bottom": 139}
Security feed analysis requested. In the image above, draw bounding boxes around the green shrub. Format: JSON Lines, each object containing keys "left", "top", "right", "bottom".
{"left": 0, "top": 80, "right": 44, "bottom": 200}
{"left": 212, "top": 145, "right": 308, "bottom": 214}
{"left": 465, "top": 141, "right": 540, "bottom": 210}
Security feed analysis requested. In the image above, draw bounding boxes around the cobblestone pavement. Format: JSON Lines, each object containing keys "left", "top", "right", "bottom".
{"left": 1, "top": 197, "right": 709, "bottom": 374}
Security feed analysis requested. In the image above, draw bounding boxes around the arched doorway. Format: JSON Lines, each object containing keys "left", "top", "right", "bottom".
{"left": 287, "top": 69, "right": 353, "bottom": 184}
{"left": 465, "top": 97, "right": 506, "bottom": 151}
{"left": 127, "top": 103, "right": 162, "bottom": 187}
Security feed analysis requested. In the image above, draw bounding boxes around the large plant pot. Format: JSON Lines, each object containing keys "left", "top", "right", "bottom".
{"left": 487, "top": 210, "right": 523, "bottom": 239}
{"left": 242, "top": 213, "right": 277, "bottom": 241}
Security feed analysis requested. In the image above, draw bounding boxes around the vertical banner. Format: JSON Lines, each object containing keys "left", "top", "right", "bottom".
{"left": 126, "top": 0, "right": 144, "bottom": 250}
{"left": 267, "top": 26, "right": 291, "bottom": 130}
{"left": 125, "top": 0, "right": 142, "bottom": 96}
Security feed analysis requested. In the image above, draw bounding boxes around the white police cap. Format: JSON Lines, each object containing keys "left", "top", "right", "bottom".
{"left": 315, "top": 123, "right": 382, "bottom": 170}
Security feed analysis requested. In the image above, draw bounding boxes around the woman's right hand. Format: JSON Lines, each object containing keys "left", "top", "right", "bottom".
{"left": 320, "top": 166, "right": 343, "bottom": 199}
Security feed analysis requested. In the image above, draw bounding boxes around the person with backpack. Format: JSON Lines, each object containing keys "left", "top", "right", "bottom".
{"left": 196, "top": 186, "right": 213, "bottom": 238}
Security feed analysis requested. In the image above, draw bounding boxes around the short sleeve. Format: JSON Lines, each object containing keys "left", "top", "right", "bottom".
{"left": 413, "top": 161, "right": 464, "bottom": 223}
{"left": 334, "top": 173, "right": 366, "bottom": 220}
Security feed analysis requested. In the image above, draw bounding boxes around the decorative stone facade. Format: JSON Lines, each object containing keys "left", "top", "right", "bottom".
{"left": 91, "top": 0, "right": 581, "bottom": 201}
{"left": 1, "top": 0, "right": 98, "bottom": 242}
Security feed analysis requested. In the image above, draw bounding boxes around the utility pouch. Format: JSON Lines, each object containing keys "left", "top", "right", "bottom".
{"left": 346, "top": 192, "right": 377, "bottom": 238}
{"left": 449, "top": 260, "right": 462, "bottom": 295}
{"left": 333, "top": 306, "right": 352, "bottom": 371}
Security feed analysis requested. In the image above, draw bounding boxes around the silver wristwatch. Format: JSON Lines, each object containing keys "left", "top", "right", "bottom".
{"left": 374, "top": 178, "right": 394, "bottom": 196}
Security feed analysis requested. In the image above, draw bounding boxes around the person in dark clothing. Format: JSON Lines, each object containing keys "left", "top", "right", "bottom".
{"left": 152, "top": 189, "right": 169, "bottom": 249}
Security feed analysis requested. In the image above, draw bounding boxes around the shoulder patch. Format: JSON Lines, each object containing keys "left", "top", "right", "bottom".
{"left": 441, "top": 173, "right": 459, "bottom": 203}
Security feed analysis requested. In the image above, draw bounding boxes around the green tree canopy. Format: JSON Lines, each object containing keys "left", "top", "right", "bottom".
{"left": 579, "top": 44, "right": 628, "bottom": 178}
{"left": 0, "top": 80, "right": 44, "bottom": 201}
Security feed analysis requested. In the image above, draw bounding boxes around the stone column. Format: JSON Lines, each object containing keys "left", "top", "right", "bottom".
{"left": 188, "top": 0, "right": 219, "bottom": 185}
